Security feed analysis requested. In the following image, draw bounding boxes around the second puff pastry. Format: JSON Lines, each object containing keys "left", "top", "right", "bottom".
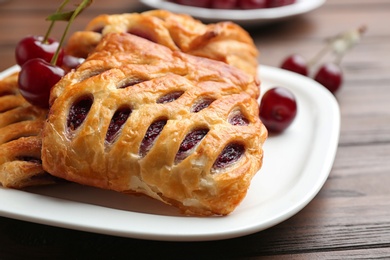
{"left": 42, "top": 32, "right": 267, "bottom": 216}
{"left": 0, "top": 73, "right": 59, "bottom": 188}
{"left": 65, "top": 9, "right": 260, "bottom": 97}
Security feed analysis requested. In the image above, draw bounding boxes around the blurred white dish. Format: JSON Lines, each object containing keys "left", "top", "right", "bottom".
{"left": 140, "top": 0, "right": 325, "bottom": 26}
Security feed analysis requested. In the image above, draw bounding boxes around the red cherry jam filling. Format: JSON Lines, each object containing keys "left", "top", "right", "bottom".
{"left": 92, "top": 26, "right": 104, "bottom": 34}
{"left": 191, "top": 98, "right": 215, "bottom": 113}
{"left": 139, "top": 119, "right": 167, "bottom": 157}
{"left": 105, "top": 107, "right": 132, "bottom": 143}
{"left": 229, "top": 111, "right": 249, "bottom": 126}
{"left": 127, "top": 28, "right": 156, "bottom": 43}
{"left": 67, "top": 95, "right": 93, "bottom": 131}
{"left": 175, "top": 128, "right": 209, "bottom": 162}
{"left": 213, "top": 143, "right": 245, "bottom": 170}
{"left": 119, "top": 78, "right": 145, "bottom": 89}
{"left": 0, "top": 90, "right": 15, "bottom": 97}
{"left": 16, "top": 156, "right": 42, "bottom": 164}
{"left": 157, "top": 91, "right": 184, "bottom": 104}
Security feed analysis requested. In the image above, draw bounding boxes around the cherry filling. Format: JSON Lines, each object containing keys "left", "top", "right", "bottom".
{"left": 105, "top": 107, "right": 132, "bottom": 143}
{"left": 139, "top": 119, "right": 167, "bottom": 157}
{"left": 175, "top": 128, "right": 209, "bottom": 162}
{"left": 119, "top": 78, "right": 145, "bottom": 89}
{"left": 212, "top": 143, "right": 245, "bottom": 170}
{"left": 92, "top": 26, "right": 104, "bottom": 34}
{"left": 16, "top": 156, "right": 42, "bottom": 164}
{"left": 67, "top": 96, "right": 93, "bottom": 131}
{"left": 191, "top": 98, "right": 215, "bottom": 113}
{"left": 0, "top": 91, "right": 15, "bottom": 97}
{"left": 229, "top": 112, "right": 249, "bottom": 126}
{"left": 157, "top": 91, "right": 184, "bottom": 104}
{"left": 127, "top": 28, "right": 156, "bottom": 43}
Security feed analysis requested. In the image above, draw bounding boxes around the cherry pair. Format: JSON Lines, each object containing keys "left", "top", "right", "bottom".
{"left": 16, "top": 36, "right": 67, "bottom": 108}
{"left": 281, "top": 54, "right": 343, "bottom": 94}
{"left": 15, "top": 0, "right": 91, "bottom": 109}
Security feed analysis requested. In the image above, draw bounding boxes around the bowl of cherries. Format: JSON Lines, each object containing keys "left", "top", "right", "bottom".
{"left": 169, "top": 0, "right": 297, "bottom": 9}
{"left": 140, "top": 0, "right": 325, "bottom": 26}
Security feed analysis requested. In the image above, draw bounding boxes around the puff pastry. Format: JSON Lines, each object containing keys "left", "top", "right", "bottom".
{"left": 0, "top": 73, "right": 60, "bottom": 188}
{"left": 65, "top": 9, "right": 259, "bottom": 93}
{"left": 42, "top": 33, "right": 267, "bottom": 216}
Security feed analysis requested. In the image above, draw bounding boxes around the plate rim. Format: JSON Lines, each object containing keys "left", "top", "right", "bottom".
{"left": 0, "top": 65, "right": 340, "bottom": 241}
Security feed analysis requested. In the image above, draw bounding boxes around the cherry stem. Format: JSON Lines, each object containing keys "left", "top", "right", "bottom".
{"left": 50, "top": 0, "right": 93, "bottom": 65}
{"left": 308, "top": 25, "right": 367, "bottom": 68}
{"left": 43, "top": 0, "right": 70, "bottom": 44}
{"left": 307, "top": 44, "right": 330, "bottom": 68}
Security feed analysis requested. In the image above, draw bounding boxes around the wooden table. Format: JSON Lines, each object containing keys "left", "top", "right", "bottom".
{"left": 1, "top": 0, "right": 389, "bottom": 258}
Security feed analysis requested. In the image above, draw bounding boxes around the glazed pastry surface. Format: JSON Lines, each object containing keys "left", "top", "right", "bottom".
{"left": 42, "top": 33, "right": 267, "bottom": 216}
{"left": 66, "top": 9, "right": 260, "bottom": 96}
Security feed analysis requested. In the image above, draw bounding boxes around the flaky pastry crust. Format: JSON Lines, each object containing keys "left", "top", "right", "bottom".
{"left": 66, "top": 9, "right": 259, "bottom": 96}
{"left": 0, "top": 73, "right": 60, "bottom": 188}
{"left": 42, "top": 33, "right": 267, "bottom": 216}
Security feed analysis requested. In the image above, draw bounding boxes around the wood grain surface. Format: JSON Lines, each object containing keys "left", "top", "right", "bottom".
{"left": 0, "top": 0, "right": 389, "bottom": 258}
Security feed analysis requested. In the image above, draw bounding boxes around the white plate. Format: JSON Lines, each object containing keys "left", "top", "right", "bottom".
{"left": 140, "top": 0, "right": 325, "bottom": 26}
{"left": 0, "top": 65, "right": 339, "bottom": 241}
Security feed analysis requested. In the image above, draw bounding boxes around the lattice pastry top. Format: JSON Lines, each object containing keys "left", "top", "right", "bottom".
{"left": 65, "top": 9, "right": 259, "bottom": 94}
{"left": 42, "top": 32, "right": 267, "bottom": 216}
{"left": 0, "top": 73, "right": 59, "bottom": 188}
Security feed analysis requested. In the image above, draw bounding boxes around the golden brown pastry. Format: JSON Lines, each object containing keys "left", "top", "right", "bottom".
{"left": 42, "top": 33, "right": 267, "bottom": 216}
{"left": 0, "top": 73, "right": 59, "bottom": 188}
{"left": 65, "top": 9, "right": 259, "bottom": 96}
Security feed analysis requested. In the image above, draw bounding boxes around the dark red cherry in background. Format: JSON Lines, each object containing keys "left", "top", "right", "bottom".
{"left": 174, "top": 0, "right": 211, "bottom": 7}
{"left": 259, "top": 87, "right": 297, "bottom": 133}
{"left": 18, "top": 58, "right": 65, "bottom": 108}
{"left": 267, "top": 0, "right": 296, "bottom": 7}
{"left": 314, "top": 62, "right": 343, "bottom": 94}
{"left": 62, "top": 55, "right": 83, "bottom": 71}
{"left": 211, "top": 0, "right": 237, "bottom": 9}
{"left": 15, "top": 35, "right": 64, "bottom": 67}
{"left": 239, "top": 0, "right": 267, "bottom": 9}
{"left": 280, "top": 54, "right": 308, "bottom": 76}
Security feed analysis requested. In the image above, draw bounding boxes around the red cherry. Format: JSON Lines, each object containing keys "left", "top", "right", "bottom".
{"left": 238, "top": 0, "right": 267, "bottom": 9}
{"left": 211, "top": 0, "right": 237, "bottom": 9}
{"left": 62, "top": 55, "right": 83, "bottom": 72}
{"left": 259, "top": 87, "right": 297, "bottom": 133}
{"left": 174, "top": 0, "right": 211, "bottom": 8}
{"left": 267, "top": 0, "right": 296, "bottom": 7}
{"left": 15, "top": 35, "right": 64, "bottom": 67}
{"left": 314, "top": 63, "right": 343, "bottom": 94}
{"left": 280, "top": 54, "right": 309, "bottom": 76}
{"left": 18, "top": 58, "right": 65, "bottom": 108}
